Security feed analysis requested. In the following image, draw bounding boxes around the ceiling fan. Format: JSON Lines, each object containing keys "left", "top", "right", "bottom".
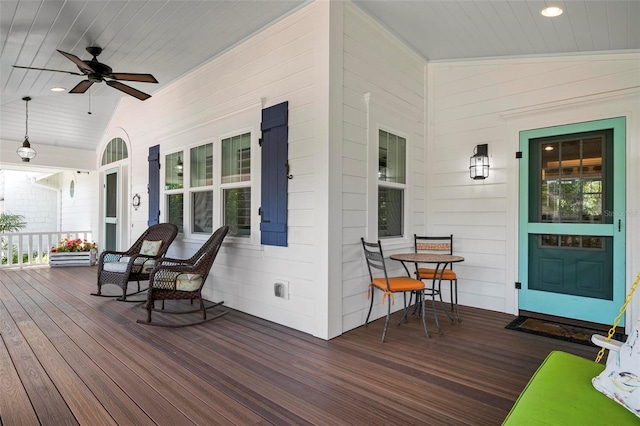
{"left": 13, "top": 46, "right": 158, "bottom": 100}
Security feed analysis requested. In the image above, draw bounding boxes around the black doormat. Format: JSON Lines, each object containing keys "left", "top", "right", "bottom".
{"left": 505, "top": 316, "right": 627, "bottom": 347}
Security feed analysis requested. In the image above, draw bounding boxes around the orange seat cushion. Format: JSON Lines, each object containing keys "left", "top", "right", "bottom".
{"left": 372, "top": 277, "right": 425, "bottom": 292}
{"left": 416, "top": 267, "right": 457, "bottom": 280}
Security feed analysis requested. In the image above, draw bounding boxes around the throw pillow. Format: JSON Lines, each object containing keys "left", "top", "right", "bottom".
{"left": 140, "top": 240, "right": 162, "bottom": 256}
{"left": 592, "top": 319, "right": 640, "bottom": 418}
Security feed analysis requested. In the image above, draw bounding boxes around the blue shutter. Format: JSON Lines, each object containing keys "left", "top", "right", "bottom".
{"left": 260, "top": 101, "right": 289, "bottom": 246}
{"left": 147, "top": 145, "right": 160, "bottom": 226}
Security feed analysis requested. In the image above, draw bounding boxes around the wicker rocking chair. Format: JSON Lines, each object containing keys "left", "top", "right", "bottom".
{"left": 137, "top": 225, "right": 228, "bottom": 327}
{"left": 93, "top": 223, "right": 178, "bottom": 301}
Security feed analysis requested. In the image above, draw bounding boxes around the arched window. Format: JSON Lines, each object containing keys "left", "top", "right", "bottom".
{"left": 101, "top": 137, "right": 128, "bottom": 166}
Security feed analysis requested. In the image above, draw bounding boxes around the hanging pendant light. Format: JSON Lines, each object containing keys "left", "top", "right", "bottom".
{"left": 17, "top": 96, "right": 37, "bottom": 162}
{"left": 175, "top": 153, "right": 183, "bottom": 177}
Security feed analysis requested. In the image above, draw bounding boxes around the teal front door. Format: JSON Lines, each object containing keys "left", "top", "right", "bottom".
{"left": 518, "top": 118, "right": 626, "bottom": 325}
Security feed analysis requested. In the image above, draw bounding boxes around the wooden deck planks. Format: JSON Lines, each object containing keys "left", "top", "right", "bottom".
{"left": 0, "top": 333, "right": 39, "bottom": 425}
{"left": 0, "top": 265, "right": 600, "bottom": 425}
{"left": 0, "top": 287, "right": 79, "bottom": 425}
{"left": 25, "top": 267, "right": 263, "bottom": 426}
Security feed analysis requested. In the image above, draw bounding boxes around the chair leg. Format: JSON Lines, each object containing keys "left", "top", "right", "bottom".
{"left": 452, "top": 279, "right": 460, "bottom": 322}
{"left": 381, "top": 295, "right": 392, "bottom": 342}
{"left": 365, "top": 287, "right": 375, "bottom": 326}
{"left": 146, "top": 298, "right": 153, "bottom": 323}
{"left": 397, "top": 292, "right": 410, "bottom": 325}
{"left": 436, "top": 279, "right": 454, "bottom": 322}
{"left": 429, "top": 280, "right": 442, "bottom": 334}
{"left": 200, "top": 298, "right": 206, "bottom": 320}
{"left": 411, "top": 291, "right": 420, "bottom": 315}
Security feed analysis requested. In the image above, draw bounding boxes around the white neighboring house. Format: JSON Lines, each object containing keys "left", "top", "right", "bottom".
{"left": 1, "top": 170, "right": 59, "bottom": 232}
{"left": 0, "top": 169, "right": 98, "bottom": 241}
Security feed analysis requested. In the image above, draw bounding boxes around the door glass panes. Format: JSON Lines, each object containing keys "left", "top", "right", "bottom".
{"left": 106, "top": 173, "right": 117, "bottom": 218}
{"left": 378, "top": 187, "right": 403, "bottom": 238}
{"left": 539, "top": 135, "right": 604, "bottom": 223}
{"left": 224, "top": 187, "right": 251, "bottom": 237}
{"left": 378, "top": 130, "right": 406, "bottom": 183}
{"left": 105, "top": 223, "right": 117, "bottom": 251}
{"left": 192, "top": 191, "right": 213, "bottom": 234}
{"left": 540, "top": 234, "right": 603, "bottom": 250}
{"left": 190, "top": 144, "right": 213, "bottom": 187}
{"left": 167, "top": 194, "right": 184, "bottom": 233}
{"left": 222, "top": 133, "right": 251, "bottom": 184}
{"left": 165, "top": 152, "right": 184, "bottom": 190}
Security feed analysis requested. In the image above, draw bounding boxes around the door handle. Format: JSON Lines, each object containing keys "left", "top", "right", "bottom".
{"left": 618, "top": 219, "right": 621, "bottom": 232}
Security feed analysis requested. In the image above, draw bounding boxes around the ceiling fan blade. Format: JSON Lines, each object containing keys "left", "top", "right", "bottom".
{"left": 108, "top": 73, "right": 158, "bottom": 83}
{"left": 57, "top": 49, "right": 94, "bottom": 73}
{"left": 106, "top": 80, "right": 151, "bottom": 100}
{"left": 69, "top": 80, "right": 94, "bottom": 94}
{"left": 12, "top": 65, "right": 84, "bottom": 76}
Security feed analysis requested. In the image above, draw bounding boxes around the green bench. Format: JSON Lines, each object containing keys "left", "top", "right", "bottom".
{"left": 503, "top": 350, "right": 639, "bottom": 425}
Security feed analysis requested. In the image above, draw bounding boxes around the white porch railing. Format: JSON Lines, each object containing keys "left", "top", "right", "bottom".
{"left": 0, "top": 231, "right": 94, "bottom": 269}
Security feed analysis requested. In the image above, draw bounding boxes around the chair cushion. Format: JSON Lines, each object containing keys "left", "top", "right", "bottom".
{"left": 176, "top": 274, "right": 203, "bottom": 291}
{"left": 153, "top": 273, "right": 203, "bottom": 291}
{"left": 102, "top": 257, "right": 156, "bottom": 274}
{"left": 372, "top": 277, "right": 425, "bottom": 292}
{"left": 592, "top": 320, "right": 640, "bottom": 418}
{"left": 140, "top": 240, "right": 163, "bottom": 256}
{"left": 103, "top": 261, "right": 129, "bottom": 273}
{"left": 416, "top": 267, "right": 457, "bottom": 280}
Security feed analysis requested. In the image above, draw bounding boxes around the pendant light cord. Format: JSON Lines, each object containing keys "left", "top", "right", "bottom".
{"left": 25, "top": 98, "right": 29, "bottom": 139}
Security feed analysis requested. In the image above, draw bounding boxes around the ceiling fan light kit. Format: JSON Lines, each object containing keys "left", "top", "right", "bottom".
{"left": 17, "top": 96, "right": 37, "bottom": 162}
{"left": 13, "top": 46, "right": 158, "bottom": 100}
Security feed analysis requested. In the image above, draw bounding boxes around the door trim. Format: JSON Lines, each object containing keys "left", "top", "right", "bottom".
{"left": 518, "top": 117, "right": 626, "bottom": 325}
{"left": 104, "top": 166, "right": 119, "bottom": 251}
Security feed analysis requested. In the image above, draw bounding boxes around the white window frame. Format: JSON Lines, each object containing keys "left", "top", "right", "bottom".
{"left": 217, "top": 126, "right": 259, "bottom": 245}
{"left": 161, "top": 104, "right": 262, "bottom": 246}
{"left": 164, "top": 149, "right": 186, "bottom": 234}
{"left": 188, "top": 141, "right": 214, "bottom": 236}
{"left": 376, "top": 126, "right": 409, "bottom": 240}
{"left": 366, "top": 97, "right": 414, "bottom": 248}
{"left": 376, "top": 127, "right": 409, "bottom": 241}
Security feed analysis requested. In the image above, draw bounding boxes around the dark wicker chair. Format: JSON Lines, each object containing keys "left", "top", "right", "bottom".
{"left": 137, "top": 225, "right": 228, "bottom": 327}
{"left": 93, "top": 223, "right": 178, "bottom": 301}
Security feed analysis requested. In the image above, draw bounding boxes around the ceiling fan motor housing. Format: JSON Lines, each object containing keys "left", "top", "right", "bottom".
{"left": 82, "top": 60, "right": 111, "bottom": 81}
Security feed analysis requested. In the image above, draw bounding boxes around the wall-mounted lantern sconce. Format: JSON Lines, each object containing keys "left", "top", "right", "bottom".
{"left": 469, "top": 144, "right": 489, "bottom": 180}
{"left": 132, "top": 194, "right": 141, "bottom": 210}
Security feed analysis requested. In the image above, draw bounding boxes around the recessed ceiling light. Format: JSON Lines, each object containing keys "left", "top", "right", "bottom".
{"left": 541, "top": 6, "right": 563, "bottom": 17}
{"left": 50, "top": 87, "right": 66, "bottom": 92}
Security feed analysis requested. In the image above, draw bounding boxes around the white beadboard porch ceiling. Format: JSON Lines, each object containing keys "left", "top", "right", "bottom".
{"left": 1, "top": 0, "right": 638, "bottom": 159}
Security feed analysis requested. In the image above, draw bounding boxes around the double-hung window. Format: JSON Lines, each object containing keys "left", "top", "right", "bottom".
{"left": 190, "top": 143, "right": 213, "bottom": 234}
{"left": 165, "top": 151, "right": 184, "bottom": 233}
{"left": 378, "top": 129, "right": 406, "bottom": 238}
{"left": 221, "top": 132, "right": 251, "bottom": 237}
